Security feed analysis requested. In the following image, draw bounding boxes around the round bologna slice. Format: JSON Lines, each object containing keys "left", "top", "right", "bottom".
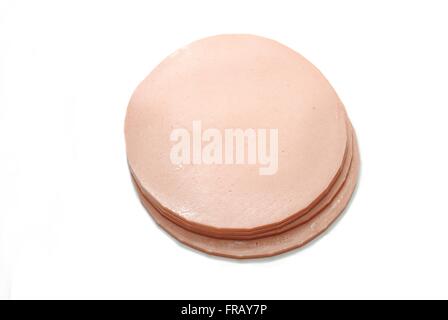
{"left": 132, "top": 134, "right": 360, "bottom": 259}
{"left": 125, "top": 34, "right": 348, "bottom": 235}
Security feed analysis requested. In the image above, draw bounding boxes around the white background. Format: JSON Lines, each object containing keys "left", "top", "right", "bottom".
{"left": 1, "top": 0, "right": 448, "bottom": 300}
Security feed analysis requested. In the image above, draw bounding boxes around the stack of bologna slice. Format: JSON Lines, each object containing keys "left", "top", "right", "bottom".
{"left": 125, "top": 35, "right": 359, "bottom": 259}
